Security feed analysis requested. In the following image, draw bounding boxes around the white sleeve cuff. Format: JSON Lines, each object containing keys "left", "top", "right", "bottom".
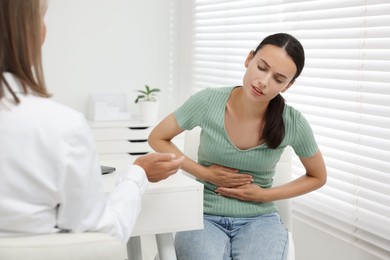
{"left": 116, "top": 164, "right": 148, "bottom": 193}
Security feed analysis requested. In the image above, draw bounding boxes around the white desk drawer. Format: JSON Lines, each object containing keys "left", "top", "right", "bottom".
{"left": 132, "top": 185, "right": 204, "bottom": 236}
{"left": 96, "top": 140, "right": 152, "bottom": 154}
{"left": 91, "top": 127, "right": 152, "bottom": 141}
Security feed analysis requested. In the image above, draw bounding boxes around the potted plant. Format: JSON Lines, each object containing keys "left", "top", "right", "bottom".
{"left": 134, "top": 84, "right": 160, "bottom": 122}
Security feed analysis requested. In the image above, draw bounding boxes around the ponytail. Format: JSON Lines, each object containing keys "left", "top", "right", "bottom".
{"left": 262, "top": 94, "right": 285, "bottom": 149}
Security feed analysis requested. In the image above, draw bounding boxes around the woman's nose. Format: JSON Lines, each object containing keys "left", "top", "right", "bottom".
{"left": 257, "top": 73, "right": 272, "bottom": 88}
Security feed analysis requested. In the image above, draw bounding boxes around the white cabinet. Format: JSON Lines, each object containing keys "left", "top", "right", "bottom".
{"left": 88, "top": 119, "right": 184, "bottom": 161}
{"left": 88, "top": 120, "right": 154, "bottom": 161}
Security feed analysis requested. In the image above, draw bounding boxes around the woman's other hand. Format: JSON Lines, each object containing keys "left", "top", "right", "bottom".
{"left": 204, "top": 164, "right": 253, "bottom": 188}
{"left": 215, "top": 184, "right": 267, "bottom": 202}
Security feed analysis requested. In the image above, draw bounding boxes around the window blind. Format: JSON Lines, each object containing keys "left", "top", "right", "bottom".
{"left": 189, "top": 0, "right": 390, "bottom": 258}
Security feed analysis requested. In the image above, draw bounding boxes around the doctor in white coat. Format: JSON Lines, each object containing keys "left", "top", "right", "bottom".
{"left": 0, "top": 0, "right": 184, "bottom": 244}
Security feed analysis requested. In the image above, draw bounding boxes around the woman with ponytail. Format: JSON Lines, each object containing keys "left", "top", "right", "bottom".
{"left": 149, "top": 33, "right": 327, "bottom": 260}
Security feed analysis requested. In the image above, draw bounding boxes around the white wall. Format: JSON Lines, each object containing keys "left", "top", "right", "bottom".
{"left": 293, "top": 219, "right": 383, "bottom": 260}
{"left": 43, "top": 0, "right": 179, "bottom": 118}
{"left": 176, "top": 1, "right": 195, "bottom": 103}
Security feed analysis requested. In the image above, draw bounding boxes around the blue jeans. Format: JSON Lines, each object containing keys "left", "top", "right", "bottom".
{"left": 175, "top": 213, "right": 288, "bottom": 260}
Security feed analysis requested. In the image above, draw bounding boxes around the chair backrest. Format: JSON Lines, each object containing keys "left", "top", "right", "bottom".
{"left": 183, "top": 127, "right": 293, "bottom": 231}
{"left": 0, "top": 233, "right": 127, "bottom": 260}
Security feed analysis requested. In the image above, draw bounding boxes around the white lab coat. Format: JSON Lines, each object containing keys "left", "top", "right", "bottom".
{"left": 0, "top": 73, "right": 147, "bottom": 244}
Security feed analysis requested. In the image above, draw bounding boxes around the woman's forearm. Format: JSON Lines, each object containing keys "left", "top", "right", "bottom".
{"left": 263, "top": 173, "right": 326, "bottom": 202}
{"left": 148, "top": 114, "right": 210, "bottom": 181}
{"left": 263, "top": 150, "right": 327, "bottom": 202}
{"left": 148, "top": 137, "right": 209, "bottom": 181}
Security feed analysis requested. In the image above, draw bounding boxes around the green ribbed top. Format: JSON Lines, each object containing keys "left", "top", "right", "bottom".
{"left": 174, "top": 87, "right": 318, "bottom": 217}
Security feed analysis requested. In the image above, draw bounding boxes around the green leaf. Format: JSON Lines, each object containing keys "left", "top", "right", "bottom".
{"left": 134, "top": 94, "right": 146, "bottom": 103}
{"left": 134, "top": 84, "right": 161, "bottom": 103}
{"left": 149, "top": 89, "right": 160, "bottom": 94}
{"left": 145, "top": 85, "right": 151, "bottom": 94}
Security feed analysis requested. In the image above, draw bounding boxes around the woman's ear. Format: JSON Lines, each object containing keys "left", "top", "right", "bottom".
{"left": 281, "top": 80, "right": 295, "bottom": 93}
{"left": 245, "top": 50, "right": 255, "bottom": 68}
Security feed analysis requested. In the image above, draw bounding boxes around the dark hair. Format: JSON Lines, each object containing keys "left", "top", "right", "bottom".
{"left": 0, "top": 0, "right": 49, "bottom": 104}
{"left": 253, "top": 33, "right": 305, "bottom": 149}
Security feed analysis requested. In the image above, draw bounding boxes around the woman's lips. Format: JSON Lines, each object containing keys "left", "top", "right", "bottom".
{"left": 252, "top": 86, "right": 264, "bottom": 96}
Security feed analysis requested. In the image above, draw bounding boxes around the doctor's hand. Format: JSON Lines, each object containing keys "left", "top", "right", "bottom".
{"left": 134, "top": 153, "right": 185, "bottom": 182}
{"left": 204, "top": 165, "right": 253, "bottom": 188}
{"left": 215, "top": 184, "right": 268, "bottom": 202}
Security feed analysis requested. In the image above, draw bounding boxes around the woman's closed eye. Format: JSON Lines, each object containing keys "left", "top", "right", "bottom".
{"left": 274, "top": 77, "right": 284, "bottom": 84}
{"left": 258, "top": 66, "right": 284, "bottom": 83}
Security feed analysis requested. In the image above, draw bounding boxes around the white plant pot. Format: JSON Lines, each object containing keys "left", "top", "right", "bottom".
{"left": 138, "top": 101, "right": 159, "bottom": 122}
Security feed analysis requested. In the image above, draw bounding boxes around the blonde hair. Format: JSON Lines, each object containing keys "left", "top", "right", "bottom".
{"left": 0, "top": 0, "right": 50, "bottom": 104}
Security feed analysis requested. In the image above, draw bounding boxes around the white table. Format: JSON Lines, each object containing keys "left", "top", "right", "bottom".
{"left": 103, "top": 160, "right": 203, "bottom": 260}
